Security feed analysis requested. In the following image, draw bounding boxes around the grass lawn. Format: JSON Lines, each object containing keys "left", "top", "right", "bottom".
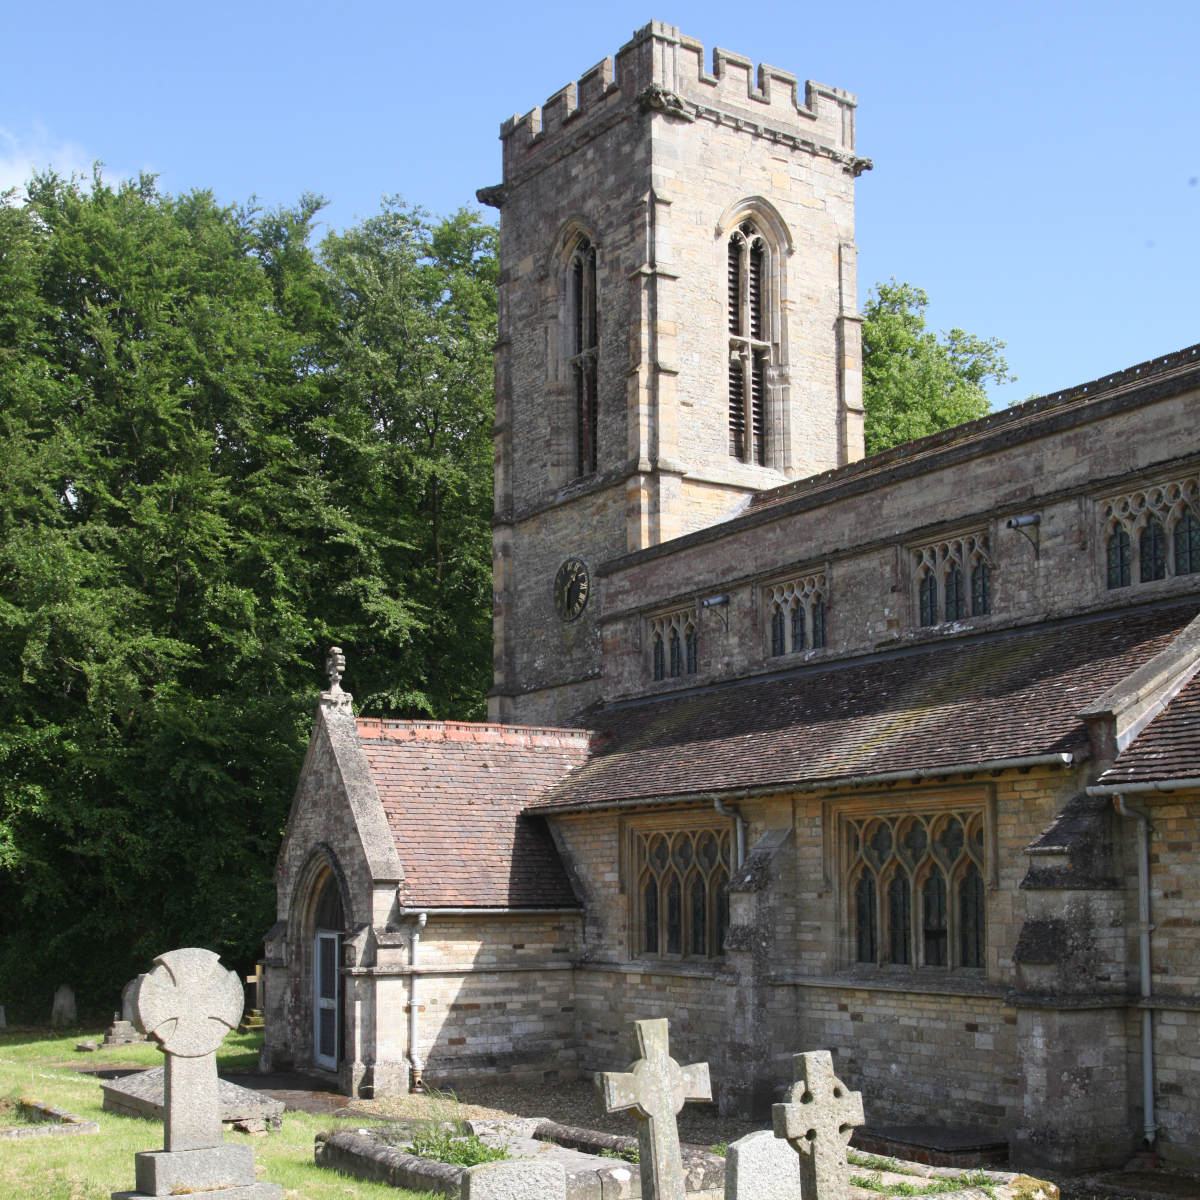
{"left": 0, "top": 1027, "right": 442, "bottom": 1199}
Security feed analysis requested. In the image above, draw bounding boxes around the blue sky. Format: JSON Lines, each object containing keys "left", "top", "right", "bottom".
{"left": 3, "top": 1, "right": 1197, "bottom": 407}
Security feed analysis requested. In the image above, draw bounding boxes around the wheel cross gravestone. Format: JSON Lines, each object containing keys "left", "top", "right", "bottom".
{"left": 113, "top": 947, "right": 281, "bottom": 1200}
{"left": 771, "top": 1051, "right": 864, "bottom": 1200}
{"left": 597, "top": 1017, "right": 711, "bottom": 1200}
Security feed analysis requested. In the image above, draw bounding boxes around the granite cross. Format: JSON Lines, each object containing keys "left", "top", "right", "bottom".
{"left": 771, "top": 1051, "right": 864, "bottom": 1200}
{"left": 134, "top": 946, "right": 245, "bottom": 1152}
{"left": 597, "top": 1018, "right": 711, "bottom": 1200}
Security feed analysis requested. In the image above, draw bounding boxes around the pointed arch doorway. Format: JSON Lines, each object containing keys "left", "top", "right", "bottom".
{"left": 312, "top": 871, "right": 344, "bottom": 1072}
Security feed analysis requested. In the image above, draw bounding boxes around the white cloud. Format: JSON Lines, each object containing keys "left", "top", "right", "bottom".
{"left": 0, "top": 124, "right": 98, "bottom": 200}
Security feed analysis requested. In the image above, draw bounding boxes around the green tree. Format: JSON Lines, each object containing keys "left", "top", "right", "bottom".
{"left": 861, "top": 279, "right": 1013, "bottom": 454}
{"left": 0, "top": 174, "right": 497, "bottom": 1012}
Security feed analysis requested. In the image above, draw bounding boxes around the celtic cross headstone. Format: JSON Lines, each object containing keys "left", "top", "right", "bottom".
{"left": 113, "top": 947, "right": 281, "bottom": 1200}
{"left": 598, "top": 1017, "right": 711, "bottom": 1200}
{"left": 771, "top": 1051, "right": 864, "bottom": 1200}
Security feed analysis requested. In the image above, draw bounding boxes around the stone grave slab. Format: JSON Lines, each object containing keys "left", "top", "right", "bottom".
{"left": 102, "top": 1067, "right": 284, "bottom": 1133}
{"left": 462, "top": 1157, "right": 568, "bottom": 1199}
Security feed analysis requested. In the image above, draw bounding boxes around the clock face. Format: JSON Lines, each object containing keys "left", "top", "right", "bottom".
{"left": 554, "top": 557, "right": 590, "bottom": 622}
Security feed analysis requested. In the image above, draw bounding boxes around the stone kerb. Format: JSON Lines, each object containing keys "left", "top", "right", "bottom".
{"left": 461, "top": 1157, "right": 568, "bottom": 1199}
{"left": 724, "top": 1129, "right": 800, "bottom": 1199}
{"left": 112, "top": 947, "right": 281, "bottom": 1200}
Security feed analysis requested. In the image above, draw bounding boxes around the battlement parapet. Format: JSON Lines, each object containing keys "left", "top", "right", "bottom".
{"left": 499, "top": 21, "right": 860, "bottom": 179}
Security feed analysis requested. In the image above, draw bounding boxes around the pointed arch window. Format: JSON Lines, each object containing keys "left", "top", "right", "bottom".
{"left": 648, "top": 608, "right": 700, "bottom": 680}
{"left": 727, "top": 221, "right": 772, "bottom": 466}
{"left": 912, "top": 533, "right": 993, "bottom": 628}
{"left": 1176, "top": 508, "right": 1200, "bottom": 575}
{"left": 567, "top": 236, "right": 598, "bottom": 477}
{"left": 1139, "top": 516, "right": 1167, "bottom": 582}
{"left": 632, "top": 822, "right": 732, "bottom": 960}
{"left": 1107, "top": 526, "right": 1132, "bottom": 589}
{"left": 764, "top": 573, "right": 828, "bottom": 659}
{"left": 844, "top": 806, "right": 988, "bottom": 971}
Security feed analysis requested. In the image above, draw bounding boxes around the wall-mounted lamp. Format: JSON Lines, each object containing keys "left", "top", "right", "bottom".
{"left": 1005, "top": 513, "right": 1041, "bottom": 557}
{"left": 700, "top": 594, "right": 730, "bottom": 631}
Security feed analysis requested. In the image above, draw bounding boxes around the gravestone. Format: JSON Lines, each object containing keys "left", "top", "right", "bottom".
{"left": 597, "top": 1017, "right": 711, "bottom": 1200}
{"left": 51, "top": 984, "right": 76, "bottom": 1026}
{"left": 122, "top": 976, "right": 144, "bottom": 1024}
{"left": 772, "top": 1051, "right": 864, "bottom": 1200}
{"left": 112, "top": 947, "right": 281, "bottom": 1199}
{"left": 461, "top": 1157, "right": 568, "bottom": 1199}
{"left": 102, "top": 1067, "right": 284, "bottom": 1133}
{"left": 0, "top": 1004, "right": 6, "bottom": 1029}
{"left": 724, "top": 1129, "right": 801, "bottom": 1199}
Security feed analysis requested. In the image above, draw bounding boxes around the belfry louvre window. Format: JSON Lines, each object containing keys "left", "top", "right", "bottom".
{"left": 568, "top": 237, "right": 598, "bottom": 477}
{"left": 1101, "top": 474, "right": 1200, "bottom": 588}
{"left": 631, "top": 821, "right": 731, "bottom": 959}
{"left": 912, "top": 533, "right": 992, "bottom": 628}
{"left": 728, "top": 221, "right": 770, "bottom": 465}
{"left": 765, "top": 572, "right": 828, "bottom": 657}
{"left": 844, "top": 807, "right": 987, "bottom": 970}
{"left": 649, "top": 608, "right": 699, "bottom": 680}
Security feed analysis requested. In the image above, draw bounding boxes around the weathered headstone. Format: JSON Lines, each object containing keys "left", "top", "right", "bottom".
{"left": 598, "top": 1017, "right": 711, "bottom": 1200}
{"left": 103, "top": 1017, "right": 146, "bottom": 1047}
{"left": 724, "top": 1129, "right": 801, "bottom": 1199}
{"left": 461, "top": 1157, "right": 568, "bottom": 1199}
{"left": 112, "top": 947, "right": 281, "bottom": 1200}
{"left": 51, "top": 984, "right": 76, "bottom": 1026}
{"left": 0, "top": 1004, "right": 6, "bottom": 1028}
{"left": 121, "top": 976, "right": 144, "bottom": 1025}
{"left": 772, "top": 1051, "right": 864, "bottom": 1200}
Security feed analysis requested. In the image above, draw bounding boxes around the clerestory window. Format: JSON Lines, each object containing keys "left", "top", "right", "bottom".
{"left": 1101, "top": 475, "right": 1200, "bottom": 589}
{"left": 913, "top": 533, "right": 992, "bottom": 629}
{"left": 648, "top": 608, "right": 699, "bottom": 681}
{"left": 765, "top": 572, "right": 829, "bottom": 658}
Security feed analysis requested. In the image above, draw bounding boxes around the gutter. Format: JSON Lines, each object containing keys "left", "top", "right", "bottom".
{"left": 398, "top": 906, "right": 580, "bottom": 916}
{"left": 534, "top": 751, "right": 1081, "bottom": 815}
{"left": 1088, "top": 777, "right": 1200, "bottom": 795}
{"left": 1112, "top": 795, "right": 1158, "bottom": 1152}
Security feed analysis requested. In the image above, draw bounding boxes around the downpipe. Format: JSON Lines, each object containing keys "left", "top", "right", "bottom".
{"left": 1113, "top": 795, "right": 1157, "bottom": 1152}
{"left": 712, "top": 798, "right": 746, "bottom": 868}
{"left": 408, "top": 911, "right": 427, "bottom": 1092}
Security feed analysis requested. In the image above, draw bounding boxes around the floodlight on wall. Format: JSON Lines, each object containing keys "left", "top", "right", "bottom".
{"left": 700, "top": 594, "right": 730, "bottom": 631}
{"left": 1005, "top": 513, "right": 1041, "bottom": 557}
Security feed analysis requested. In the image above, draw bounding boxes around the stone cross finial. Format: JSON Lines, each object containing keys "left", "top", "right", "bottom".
{"left": 771, "top": 1051, "right": 864, "bottom": 1200}
{"left": 598, "top": 1017, "right": 711, "bottom": 1200}
{"left": 115, "top": 948, "right": 280, "bottom": 1200}
{"left": 320, "top": 646, "right": 352, "bottom": 711}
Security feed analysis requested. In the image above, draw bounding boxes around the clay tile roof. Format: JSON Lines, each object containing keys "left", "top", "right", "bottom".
{"left": 530, "top": 602, "right": 1200, "bottom": 812}
{"left": 356, "top": 720, "right": 591, "bottom": 908}
{"left": 1096, "top": 672, "right": 1200, "bottom": 788}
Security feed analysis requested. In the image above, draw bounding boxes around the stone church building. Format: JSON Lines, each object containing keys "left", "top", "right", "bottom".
{"left": 263, "top": 22, "right": 1200, "bottom": 1172}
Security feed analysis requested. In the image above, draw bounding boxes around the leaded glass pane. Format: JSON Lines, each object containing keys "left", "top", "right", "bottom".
{"left": 959, "top": 863, "right": 986, "bottom": 968}
{"left": 919, "top": 570, "right": 937, "bottom": 626}
{"left": 1140, "top": 517, "right": 1166, "bottom": 582}
{"left": 791, "top": 601, "right": 805, "bottom": 652}
{"left": 666, "top": 876, "right": 682, "bottom": 955}
{"left": 855, "top": 873, "right": 877, "bottom": 964}
{"left": 1107, "top": 528, "right": 1131, "bottom": 589}
{"left": 690, "top": 876, "right": 707, "bottom": 957}
{"left": 771, "top": 605, "right": 785, "bottom": 656}
{"left": 812, "top": 597, "right": 826, "bottom": 648}
{"left": 971, "top": 560, "right": 991, "bottom": 615}
{"left": 945, "top": 564, "right": 965, "bottom": 621}
{"left": 685, "top": 625, "right": 698, "bottom": 675}
{"left": 922, "top": 871, "right": 948, "bottom": 967}
{"left": 887, "top": 875, "right": 911, "bottom": 965}
{"left": 643, "top": 879, "right": 659, "bottom": 954}
{"left": 669, "top": 629, "right": 681, "bottom": 678}
{"left": 1175, "top": 509, "right": 1200, "bottom": 575}
{"left": 652, "top": 633, "right": 664, "bottom": 681}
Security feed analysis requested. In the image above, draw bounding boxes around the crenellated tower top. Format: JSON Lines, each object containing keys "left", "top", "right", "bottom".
{"left": 496, "top": 21, "right": 870, "bottom": 189}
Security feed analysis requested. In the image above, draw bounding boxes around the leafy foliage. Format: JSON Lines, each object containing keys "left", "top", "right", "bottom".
{"left": 861, "top": 280, "right": 1012, "bottom": 454}
{"left": 0, "top": 172, "right": 496, "bottom": 1011}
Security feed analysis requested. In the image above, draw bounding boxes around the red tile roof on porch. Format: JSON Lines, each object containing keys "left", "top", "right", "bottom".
{"left": 528, "top": 602, "right": 1200, "bottom": 812}
{"left": 357, "top": 720, "right": 591, "bottom": 908}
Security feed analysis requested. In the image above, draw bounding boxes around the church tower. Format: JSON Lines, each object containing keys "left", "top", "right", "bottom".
{"left": 480, "top": 22, "right": 869, "bottom": 724}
